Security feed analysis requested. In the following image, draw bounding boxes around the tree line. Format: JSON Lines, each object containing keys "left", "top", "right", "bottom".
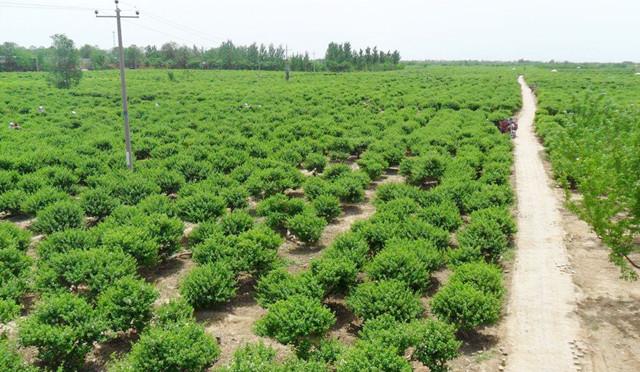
{"left": 0, "top": 36, "right": 401, "bottom": 73}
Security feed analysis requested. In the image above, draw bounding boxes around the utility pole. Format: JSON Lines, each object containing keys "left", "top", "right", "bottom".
{"left": 285, "top": 45, "right": 290, "bottom": 81}
{"left": 96, "top": 1, "right": 139, "bottom": 170}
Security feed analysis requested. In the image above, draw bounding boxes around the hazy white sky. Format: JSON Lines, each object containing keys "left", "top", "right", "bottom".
{"left": 1, "top": 0, "right": 639, "bottom": 62}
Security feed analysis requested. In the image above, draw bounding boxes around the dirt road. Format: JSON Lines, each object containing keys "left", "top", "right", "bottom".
{"left": 505, "top": 76, "right": 581, "bottom": 372}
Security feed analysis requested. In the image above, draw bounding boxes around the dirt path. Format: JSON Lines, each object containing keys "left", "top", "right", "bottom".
{"left": 505, "top": 76, "right": 582, "bottom": 372}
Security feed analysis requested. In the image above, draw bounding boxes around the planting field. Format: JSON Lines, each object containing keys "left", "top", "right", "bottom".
{"left": 0, "top": 66, "right": 523, "bottom": 371}
{"left": 527, "top": 67, "right": 640, "bottom": 276}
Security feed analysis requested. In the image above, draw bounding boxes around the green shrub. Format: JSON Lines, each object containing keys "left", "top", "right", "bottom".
{"left": 0, "top": 222, "right": 31, "bottom": 251}
{"left": 430, "top": 282, "right": 501, "bottom": 331}
{"left": 220, "top": 185, "right": 250, "bottom": 210}
{"left": 323, "top": 232, "right": 369, "bottom": 269}
{"left": 462, "top": 184, "right": 513, "bottom": 213}
{"left": 178, "top": 193, "right": 226, "bottom": 223}
{"left": 18, "top": 293, "right": 103, "bottom": 370}
{"left": 80, "top": 187, "right": 119, "bottom": 219}
{"left": 365, "top": 246, "right": 430, "bottom": 291}
{"left": 470, "top": 207, "right": 516, "bottom": 236}
{"left": 220, "top": 210, "right": 254, "bottom": 236}
{"left": 333, "top": 175, "right": 367, "bottom": 203}
{"left": 33, "top": 200, "right": 84, "bottom": 234}
{"left": 246, "top": 166, "right": 302, "bottom": 198}
{"left": 145, "top": 213, "right": 184, "bottom": 257}
{"left": 336, "top": 340, "right": 412, "bottom": 372}
{"left": 153, "top": 298, "right": 195, "bottom": 328}
{"left": 0, "top": 337, "right": 37, "bottom": 372}
{"left": 180, "top": 261, "right": 237, "bottom": 309}
{"left": 385, "top": 238, "right": 444, "bottom": 272}
{"left": 457, "top": 218, "right": 508, "bottom": 261}
{"left": 286, "top": 210, "right": 327, "bottom": 243}
{"left": 255, "top": 295, "right": 335, "bottom": 346}
{"left": 137, "top": 194, "right": 177, "bottom": 217}
{"left": 0, "top": 299, "right": 20, "bottom": 322}
{"left": 417, "top": 201, "right": 463, "bottom": 232}
{"left": 409, "top": 319, "right": 461, "bottom": 372}
{"left": 310, "top": 256, "right": 358, "bottom": 294}
{"left": 121, "top": 322, "right": 220, "bottom": 372}
{"left": 101, "top": 226, "right": 160, "bottom": 267}
{"left": 347, "top": 280, "right": 423, "bottom": 322}
{"left": 20, "top": 186, "right": 69, "bottom": 215}
{"left": 304, "top": 337, "right": 346, "bottom": 364}
{"left": 222, "top": 342, "right": 277, "bottom": 372}
{"left": 154, "top": 169, "right": 185, "bottom": 194}
{"left": 188, "top": 219, "right": 224, "bottom": 246}
{"left": 97, "top": 277, "right": 158, "bottom": 333}
{"left": 36, "top": 248, "right": 137, "bottom": 299}
{"left": 304, "top": 153, "right": 327, "bottom": 173}
{"left": 239, "top": 224, "right": 283, "bottom": 251}
{"left": 109, "top": 174, "right": 161, "bottom": 205}
{"left": 357, "top": 152, "right": 389, "bottom": 180}
{"left": 255, "top": 269, "right": 324, "bottom": 308}
{"left": 449, "top": 262, "right": 504, "bottom": 298}
{"left": 322, "top": 164, "right": 351, "bottom": 180}
{"left": 303, "top": 177, "right": 333, "bottom": 200}
{"left": 400, "top": 153, "right": 446, "bottom": 186}
{"left": 233, "top": 236, "right": 280, "bottom": 276}
{"left": 312, "top": 194, "right": 342, "bottom": 221}
{"left": 359, "top": 315, "right": 413, "bottom": 355}
{"left": 0, "top": 189, "right": 27, "bottom": 215}
{"left": 257, "top": 194, "right": 305, "bottom": 230}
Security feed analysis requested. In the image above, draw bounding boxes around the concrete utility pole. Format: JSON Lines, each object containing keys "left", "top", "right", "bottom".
{"left": 96, "top": 1, "right": 139, "bottom": 170}
{"left": 285, "top": 45, "right": 290, "bottom": 81}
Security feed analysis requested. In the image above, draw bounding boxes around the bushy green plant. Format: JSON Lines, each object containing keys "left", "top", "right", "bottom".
{"left": 385, "top": 238, "right": 444, "bottom": 272}
{"left": 400, "top": 153, "right": 446, "bottom": 186}
{"left": 221, "top": 342, "right": 277, "bottom": 372}
{"left": 80, "top": 187, "right": 119, "bottom": 219}
{"left": 0, "top": 189, "right": 27, "bottom": 215}
{"left": 220, "top": 210, "right": 254, "bottom": 236}
{"left": 358, "top": 315, "right": 413, "bottom": 355}
{"left": 118, "top": 322, "right": 220, "bottom": 372}
{"left": 310, "top": 255, "right": 358, "bottom": 294}
{"left": 312, "top": 194, "right": 342, "bottom": 221}
{"left": 36, "top": 248, "right": 137, "bottom": 299}
{"left": 177, "top": 193, "right": 226, "bottom": 223}
{"left": 33, "top": 200, "right": 84, "bottom": 234}
{"left": 417, "top": 201, "right": 463, "bottom": 232}
{"left": 20, "top": 186, "right": 69, "bottom": 215}
{"left": 470, "top": 207, "right": 516, "bottom": 236}
{"left": 0, "top": 222, "right": 31, "bottom": 250}
{"left": 255, "top": 295, "right": 335, "bottom": 346}
{"left": 153, "top": 298, "right": 195, "bottom": 328}
{"left": 365, "top": 245, "right": 430, "bottom": 291}
{"left": 101, "top": 225, "right": 160, "bottom": 267}
{"left": 357, "top": 152, "right": 389, "bottom": 180}
{"left": 257, "top": 194, "right": 305, "bottom": 230}
{"left": 449, "top": 261, "right": 504, "bottom": 298}
{"left": 0, "top": 337, "right": 37, "bottom": 372}
{"left": 336, "top": 340, "right": 412, "bottom": 372}
{"left": 304, "top": 153, "right": 327, "bottom": 173}
{"left": 97, "top": 277, "right": 158, "bottom": 334}
{"left": 333, "top": 174, "right": 367, "bottom": 203}
{"left": 286, "top": 210, "right": 327, "bottom": 243}
{"left": 347, "top": 280, "right": 423, "bottom": 322}
{"left": 0, "top": 299, "right": 21, "bottom": 322}
{"left": 303, "top": 177, "right": 333, "bottom": 200}
{"left": 457, "top": 217, "right": 508, "bottom": 261}
{"left": 180, "top": 261, "right": 237, "bottom": 308}
{"left": 409, "top": 319, "right": 461, "bottom": 372}
{"left": 430, "top": 282, "right": 501, "bottom": 331}
{"left": 323, "top": 232, "right": 369, "bottom": 269}
{"left": 137, "top": 194, "right": 178, "bottom": 216}
{"left": 255, "top": 269, "right": 324, "bottom": 308}
{"left": 18, "top": 293, "right": 104, "bottom": 370}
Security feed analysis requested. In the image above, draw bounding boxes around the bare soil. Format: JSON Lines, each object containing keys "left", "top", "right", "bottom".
{"left": 560, "top": 187, "right": 640, "bottom": 372}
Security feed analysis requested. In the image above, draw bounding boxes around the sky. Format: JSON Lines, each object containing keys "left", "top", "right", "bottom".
{"left": 1, "top": 0, "right": 639, "bottom": 62}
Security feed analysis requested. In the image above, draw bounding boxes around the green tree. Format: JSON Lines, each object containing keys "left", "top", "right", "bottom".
{"left": 48, "top": 34, "right": 82, "bottom": 88}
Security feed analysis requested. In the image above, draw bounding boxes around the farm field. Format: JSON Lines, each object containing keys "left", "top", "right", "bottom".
{"left": 0, "top": 66, "right": 522, "bottom": 371}
{"left": 523, "top": 66, "right": 640, "bottom": 371}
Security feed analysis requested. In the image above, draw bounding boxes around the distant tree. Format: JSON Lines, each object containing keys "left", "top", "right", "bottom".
{"left": 125, "top": 45, "right": 144, "bottom": 69}
{"left": 48, "top": 34, "right": 81, "bottom": 89}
